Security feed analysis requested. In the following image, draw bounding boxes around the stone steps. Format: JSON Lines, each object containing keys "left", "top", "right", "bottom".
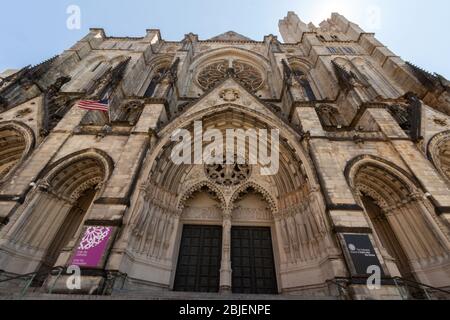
{"left": 0, "top": 288, "right": 339, "bottom": 300}
{"left": 112, "top": 290, "right": 339, "bottom": 300}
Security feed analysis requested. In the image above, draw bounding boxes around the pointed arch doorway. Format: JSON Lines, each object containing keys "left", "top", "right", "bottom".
{"left": 173, "top": 185, "right": 225, "bottom": 293}
{"left": 230, "top": 186, "right": 278, "bottom": 295}
{"left": 0, "top": 150, "right": 112, "bottom": 276}
{"left": 359, "top": 194, "right": 415, "bottom": 281}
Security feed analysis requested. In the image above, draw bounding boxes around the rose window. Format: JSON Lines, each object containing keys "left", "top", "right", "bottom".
{"left": 205, "top": 163, "right": 251, "bottom": 187}
{"left": 197, "top": 60, "right": 263, "bottom": 92}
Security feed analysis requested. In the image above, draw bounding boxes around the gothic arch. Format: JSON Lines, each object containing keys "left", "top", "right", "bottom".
{"left": 427, "top": 130, "right": 450, "bottom": 183}
{"left": 190, "top": 47, "right": 271, "bottom": 72}
{"left": 229, "top": 182, "right": 278, "bottom": 215}
{"left": 139, "top": 55, "right": 174, "bottom": 97}
{"left": 280, "top": 58, "right": 319, "bottom": 102}
{"left": 316, "top": 104, "right": 345, "bottom": 128}
{"left": 345, "top": 154, "right": 450, "bottom": 284}
{"left": 37, "top": 148, "right": 114, "bottom": 194}
{"left": 0, "top": 121, "right": 36, "bottom": 183}
{"left": 0, "top": 148, "right": 114, "bottom": 274}
{"left": 116, "top": 101, "right": 340, "bottom": 293}
{"left": 189, "top": 48, "right": 270, "bottom": 93}
{"left": 345, "top": 155, "right": 422, "bottom": 202}
{"left": 287, "top": 57, "right": 313, "bottom": 72}
{"left": 177, "top": 180, "right": 226, "bottom": 211}
{"left": 151, "top": 103, "right": 319, "bottom": 189}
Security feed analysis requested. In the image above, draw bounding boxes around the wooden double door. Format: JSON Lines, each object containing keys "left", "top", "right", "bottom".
{"left": 174, "top": 225, "right": 277, "bottom": 294}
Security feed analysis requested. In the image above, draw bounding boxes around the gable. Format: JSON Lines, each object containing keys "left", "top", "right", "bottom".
{"left": 209, "top": 31, "right": 253, "bottom": 42}
{"left": 183, "top": 77, "right": 274, "bottom": 119}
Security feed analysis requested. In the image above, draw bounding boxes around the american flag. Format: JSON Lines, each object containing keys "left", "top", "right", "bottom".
{"left": 77, "top": 99, "right": 109, "bottom": 112}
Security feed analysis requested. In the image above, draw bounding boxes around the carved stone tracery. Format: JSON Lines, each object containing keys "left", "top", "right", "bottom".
{"left": 205, "top": 163, "right": 251, "bottom": 187}
{"left": 197, "top": 60, "right": 263, "bottom": 92}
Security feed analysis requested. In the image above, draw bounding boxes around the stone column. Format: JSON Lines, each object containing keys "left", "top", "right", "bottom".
{"left": 219, "top": 210, "right": 232, "bottom": 293}
{"left": 274, "top": 217, "right": 288, "bottom": 265}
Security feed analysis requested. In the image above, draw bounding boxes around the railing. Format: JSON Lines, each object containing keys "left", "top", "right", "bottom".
{"left": 102, "top": 271, "right": 128, "bottom": 295}
{"left": 2, "top": 270, "right": 449, "bottom": 300}
{"left": 393, "top": 277, "right": 450, "bottom": 300}
{"left": 0, "top": 266, "right": 64, "bottom": 299}
{"left": 326, "top": 278, "right": 351, "bottom": 300}
{"left": 326, "top": 276, "right": 450, "bottom": 300}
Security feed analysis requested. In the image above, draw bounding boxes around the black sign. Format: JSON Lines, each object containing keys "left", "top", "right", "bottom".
{"left": 343, "top": 234, "right": 384, "bottom": 277}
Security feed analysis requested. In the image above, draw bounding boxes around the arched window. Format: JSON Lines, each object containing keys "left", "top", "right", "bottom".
{"left": 0, "top": 122, "right": 34, "bottom": 182}
{"left": 196, "top": 59, "right": 264, "bottom": 93}
{"left": 292, "top": 69, "right": 316, "bottom": 101}
{"left": 316, "top": 105, "right": 344, "bottom": 127}
{"left": 144, "top": 67, "right": 169, "bottom": 98}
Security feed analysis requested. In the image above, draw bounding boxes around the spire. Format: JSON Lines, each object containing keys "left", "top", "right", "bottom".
{"left": 279, "top": 11, "right": 310, "bottom": 43}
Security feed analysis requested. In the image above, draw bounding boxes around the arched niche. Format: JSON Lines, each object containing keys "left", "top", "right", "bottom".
{"left": 316, "top": 104, "right": 345, "bottom": 128}
{"left": 428, "top": 130, "right": 450, "bottom": 183}
{"left": 0, "top": 149, "right": 113, "bottom": 275}
{"left": 0, "top": 121, "right": 35, "bottom": 183}
{"left": 287, "top": 58, "right": 319, "bottom": 101}
{"left": 138, "top": 55, "right": 174, "bottom": 98}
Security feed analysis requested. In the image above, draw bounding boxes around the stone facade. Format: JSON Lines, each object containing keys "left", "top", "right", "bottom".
{"left": 0, "top": 11, "right": 450, "bottom": 300}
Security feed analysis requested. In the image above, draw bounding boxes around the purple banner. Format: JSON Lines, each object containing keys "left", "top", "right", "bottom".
{"left": 71, "top": 226, "right": 113, "bottom": 267}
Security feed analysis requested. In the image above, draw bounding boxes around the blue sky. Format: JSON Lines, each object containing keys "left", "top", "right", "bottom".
{"left": 1, "top": 0, "right": 449, "bottom": 78}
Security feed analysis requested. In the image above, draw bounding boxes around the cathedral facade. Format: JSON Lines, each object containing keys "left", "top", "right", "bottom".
{"left": 0, "top": 11, "right": 450, "bottom": 300}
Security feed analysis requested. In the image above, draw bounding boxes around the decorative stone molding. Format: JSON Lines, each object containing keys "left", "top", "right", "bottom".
{"left": 0, "top": 121, "right": 36, "bottom": 184}
{"left": 427, "top": 130, "right": 450, "bottom": 183}
{"left": 177, "top": 180, "right": 227, "bottom": 211}
{"left": 219, "top": 88, "right": 240, "bottom": 102}
{"left": 433, "top": 117, "right": 448, "bottom": 127}
{"left": 204, "top": 162, "right": 251, "bottom": 187}
{"left": 36, "top": 149, "right": 114, "bottom": 201}
{"left": 345, "top": 155, "right": 421, "bottom": 194}
{"left": 229, "top": 181, "right": 278, "bottom": 215}
{"left": 196, "top": 59, "right": 264, "bottom": 92}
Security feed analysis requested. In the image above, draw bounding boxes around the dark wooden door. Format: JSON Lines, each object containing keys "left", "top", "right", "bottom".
{"left": 174, "top": 225, "right": 222, "bottom": 293}
{"left": 231, "top": 227, "right": 278, "bottom": 294}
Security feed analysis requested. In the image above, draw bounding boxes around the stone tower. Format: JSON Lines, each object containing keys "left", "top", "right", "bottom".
{"left": 0, "top": 11, "right": 449, "bottom": 300}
